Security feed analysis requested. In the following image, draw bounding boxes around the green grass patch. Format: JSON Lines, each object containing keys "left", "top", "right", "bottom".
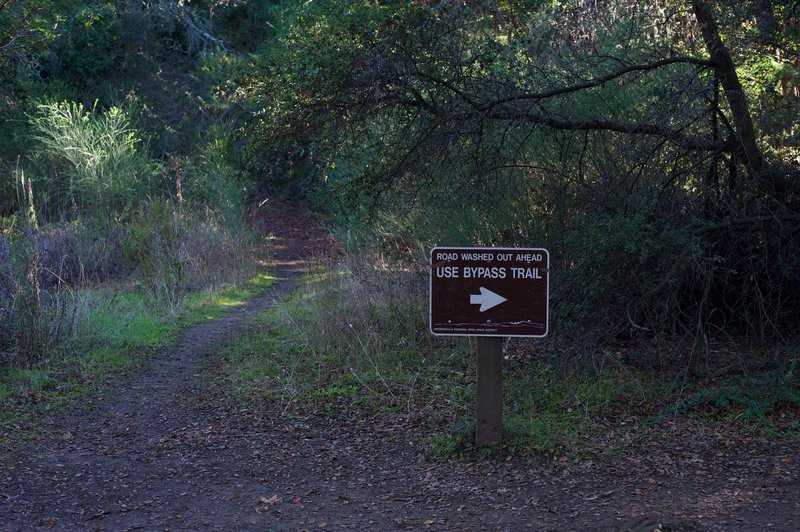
{"left": 79, "top": 347, "right": 138, "bottom": 374}
{"left": 649, "top": 357, "right": 800, "bottom": 426}
{"left": 182, "top": 272, "right": 276, "bottom": 324}
{"left": 207, "top": 258, "right": 800, "bottom": 462}
{"left": 80, "top": 289, "right": 178, "bottom": 348}
{"left": 502, "top": 366, "right": 652, "bottom": 453}
{"left": 210, "top": 265, "right": 654, "bottom": 459}
{"left": 0, "top": 270, "right": 276, "bottom": 447}
{"left": 209, "top": 271, "right": 473, "bottom": 420}
{"left": 423, "top": 363, "right": 671, "bottom": 460}
{"left": 0, "top": 365, "right": 92, "bottom": 445}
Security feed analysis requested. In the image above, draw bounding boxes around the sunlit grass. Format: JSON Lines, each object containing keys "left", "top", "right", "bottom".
{"left": 79, "top": 289, "right": 177, "bottom": 348}
{"left": 182, "top": 272, "right": 276, "bottom": 323}
{"left": 0, "top": 270, "right": 276, "bottom": 444}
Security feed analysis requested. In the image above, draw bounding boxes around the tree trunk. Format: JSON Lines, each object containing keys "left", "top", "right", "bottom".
{"left": 691, "top": 0, "right": 766, "bottom": 176}
{"left": 692, "top": 0, "right": 798, "bottom": 204}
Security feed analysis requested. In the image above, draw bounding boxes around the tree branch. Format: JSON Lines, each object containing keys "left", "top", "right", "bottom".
{"left": 400, "top": 55, "right": 724, "bottom": 152}
{"left": 694, "top": 214, "right": 800, "bottom": 235}
{"left": 481, "top": 56, "right": 715, "bottom": 109}
{"left": 387, "top": 90, "right": 728, "bottom": 152}
{"left": 692, "top": 0, "right": 767, "bottom": 176}
{"left": 485, "top": 110, "right": 728, "bottom": 151}
{"left": 412, "top": 69, "right": 481, "bottom": 110}
{"left": 0, "top": 33, "right": 25, "bottom": 51}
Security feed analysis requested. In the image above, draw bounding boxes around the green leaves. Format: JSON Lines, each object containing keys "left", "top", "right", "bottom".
{"left": 28, "top": 100, "right": 157, "bottom": 217}
{"left": 237, "top": 1, "right": 800, "bottom": 339}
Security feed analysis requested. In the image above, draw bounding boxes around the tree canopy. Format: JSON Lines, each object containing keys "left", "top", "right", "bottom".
{"left": 242, "top": 0, "right": 800, "bottom": 339}
{"left": 2, "top": 0, "right": 798, "bottom": 340}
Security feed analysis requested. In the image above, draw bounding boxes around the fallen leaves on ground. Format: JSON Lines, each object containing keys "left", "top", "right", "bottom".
{"left": 255, "top": 494, "right": 282, "bottom": 514}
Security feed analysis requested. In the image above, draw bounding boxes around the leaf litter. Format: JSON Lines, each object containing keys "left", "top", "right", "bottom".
{"left": 0, "top": 204, "right": 798, "bottom": 530}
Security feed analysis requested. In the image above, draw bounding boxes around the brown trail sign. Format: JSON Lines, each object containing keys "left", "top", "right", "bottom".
{"left": 429, "top": 246, "right": 550, "bottom": 446}
{"left": 430, "top": 247, "right": 549, "bottom": 338}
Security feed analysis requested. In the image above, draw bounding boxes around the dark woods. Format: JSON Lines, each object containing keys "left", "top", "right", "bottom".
{"left": 246, "top": 0, "right": 800, "bottom": 344}
{"left": 1, "top": 0, "right": 799, "bottom": 355}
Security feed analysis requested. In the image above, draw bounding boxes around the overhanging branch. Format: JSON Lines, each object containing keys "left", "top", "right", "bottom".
{"left": 482, "top": 56, "right": 715, "bottom": 109}
{"left": 485, "top": 110, "right": 727, "bottom": 152}
{"left": 387, "top": 94, "right": 727, "bottom": 152}
{"left": 0, "top": 33, "right": 25, "bottom": 50}
{"left": 397, "top": 55, "right": 723, "bottom": 152}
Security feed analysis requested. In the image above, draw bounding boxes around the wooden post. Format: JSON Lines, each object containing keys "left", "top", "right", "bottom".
{"left": 476, "top": 336, "right": 504, "bottom": 446}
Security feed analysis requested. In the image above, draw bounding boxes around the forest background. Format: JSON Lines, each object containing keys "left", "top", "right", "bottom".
{"left": 1, "top": 0, "right": 799, "bottom": 456}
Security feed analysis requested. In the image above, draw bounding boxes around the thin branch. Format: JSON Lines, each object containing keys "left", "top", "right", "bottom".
{"left": 485, "top": 110, "right": 728, "bottom": 151}
{"left": 386, "top": 91, "right": 728, "bottom": 153}
{"left": 481, "top": 56, "right": 715, "bottom": 109}
{"left": 0, "top": 33, "right": 25, "bottom": 50}
{"left": 638, "top": 214, "right": 800, "bottom": 302}
{"left": 174, "top": 3, "right": 230, "bottom": 53}
{"left": 412, "top": 69, "right": 481, "bottom": 110}
{"left": 694, "top": 214, "right": 800, "bottom": 235}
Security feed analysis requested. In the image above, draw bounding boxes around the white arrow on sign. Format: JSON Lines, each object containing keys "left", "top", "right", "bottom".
{"left": 470, "top": 287, "right": 507, "bottom": 312}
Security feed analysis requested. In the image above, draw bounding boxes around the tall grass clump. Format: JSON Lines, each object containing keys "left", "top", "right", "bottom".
{"left": 219, "top": 247, "right": 477, "bottom": 422}
{"left": 1, "top": 173, "right": 78, "bottom": 368}
{"left": 307, "top": 252, "right": 432, "bottom": 389}
{"left": 182, "top": 123, "right": 248, "bottom": 234}
{"left": 124, "top": 199, "right": 256, "bottom": 313}
{"left": 0, "top": 231, "right": 16, "bottom": 363}
{"left": 27, "top": 100, "right": 158, "bottom": 218}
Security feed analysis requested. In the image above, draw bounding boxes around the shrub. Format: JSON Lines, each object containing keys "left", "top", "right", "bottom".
{"left": 28, "top": 100, "right": 159, "bottom": 219}
{"left": 38, "top": 3, "right": 123, "bottom": 90}
{"left": 34, "top": 220, "right": 127, "bottom": 288}
{"left": 1, "top": 179, "right": 78, "bottom": 367}
{"left": 123, "top": 199, "right": 255, "bottom": 313}
{"left": 179, "top": 213, "right": 255, "bottom": 290}
{"left": 122, "top": 200, "right": 185, "bottom": 311}
{"left": 182, "top": 124, "right": 248, "bottom": 234}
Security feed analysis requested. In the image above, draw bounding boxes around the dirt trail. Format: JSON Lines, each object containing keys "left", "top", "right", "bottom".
{"left": 0, "top": 239, "right": 307, "bottom": 529}
{"left": 1, "top": 205, "right": 799, "bottom": 531}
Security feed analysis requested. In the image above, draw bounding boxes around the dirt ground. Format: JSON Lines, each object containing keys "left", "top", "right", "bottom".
{"left": 1, "top": 202, "right": 799, "bottom": 531}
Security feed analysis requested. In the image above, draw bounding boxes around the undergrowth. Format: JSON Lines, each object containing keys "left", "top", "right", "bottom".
{"left": 211, "top": 250, "right": 800, "bottom": 461}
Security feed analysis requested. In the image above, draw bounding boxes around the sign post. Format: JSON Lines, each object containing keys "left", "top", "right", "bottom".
{"left": 476, "top": 336, "right": 504, "bottom": 446}
{"left": 430, "top": 247, "right": 549, "bottom": 446}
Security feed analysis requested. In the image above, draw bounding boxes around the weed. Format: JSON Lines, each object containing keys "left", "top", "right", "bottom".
{"left": 1, "top": 171, "right": 79, "bottom": 367}
{"left": 427, "top": 421, "right": 473, "bottom": 458}
{"left": 663, "top": 362, "right": 799, "bottom": 421}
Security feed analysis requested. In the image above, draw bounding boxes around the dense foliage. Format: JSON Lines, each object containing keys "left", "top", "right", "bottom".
{"left": 0, "top": 1, "right": 271, "bottom": 364}
{"left": 2, "top": 0, "right": 799, "bottom": 365}
{"left": 239, "top": 0, "right": 800, "bottom": 343}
